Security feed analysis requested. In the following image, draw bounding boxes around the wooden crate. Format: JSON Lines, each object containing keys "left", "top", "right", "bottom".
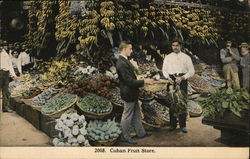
{"left": 24, "top": 104, "right": 41, "bottom": 130}
{"left": 40, "top": 114, "right": 58, "bottom": 138}
{"left": 16, "top": 103, "right": 25, "bottom": 117}
{"left": 9, "top": 97, "right": 16, "bottom": 111}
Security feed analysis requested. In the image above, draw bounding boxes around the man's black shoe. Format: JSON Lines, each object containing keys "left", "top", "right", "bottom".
{"left": 168, "top": 127, "right": 176, "bottom": 131}
{"left": 136, "top": 132, "right": 152, "bottom": 139}
{"left": 181, "top": 127, "right": 188, "bottom": 133}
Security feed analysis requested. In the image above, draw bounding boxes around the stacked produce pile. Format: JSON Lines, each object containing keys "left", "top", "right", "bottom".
{"left": 142, "top": 114, "right": 161, "bottom": 128}
{"left": 142, "top": 100, "right": 170, "bottom": 123}
{"left": 188, "top": 74, "right": 212, "bottom": 92}
{"left": 77, "top": 93, "right": 113, "bottom": 115}
{"left": 138, "top": 63, "right": 158, "bottom": 75}
{"left": 10, "top": 80, "right": 38, "bottom": 97}
{"left": 139, "top": 89, "right": 154, "bottom": 101}
{"left": 53, "top": 113, "right": 90, "bottom": 147}
{"left": 142, "top": 70, "right": 160, "bottom": 81}
{"left": 197, "top": 88, "right": 249, "bottom": 119}
{"left": 9, "top": 81, "right": 23, "bottom": 92}
{"left": 110, "top": 87, "right": 124, "bottom": 106}
{"left": 201, "top": 73, "right": 225, "bottom": 88}
{"left": 105, "top": 66, "right": 118, "bottom": 80}
{"left": 87, "top": 119, "right": 122, "bottom": 142}
{"left": 66, "top": 75, "right": 118, "bottom": 99}
{"left": 203, "top": 68, "right": 224, "bottom": 81}
{"left": 74, "top": 65, "right": 98, "bottom": 76}
{"left": 21, "top": 87, "right": 42, "bottom": 99}
{"left": 187, "top": 100, "right": 203, "bottom": 117}
{"left": 32, "top": 87, "right": 57, "bottom": 107}
{"left": 40, "top": 59, "right": 78, "bottom": 86}
{"left": 41, "top": 93, "right": 77, "bottom": 116}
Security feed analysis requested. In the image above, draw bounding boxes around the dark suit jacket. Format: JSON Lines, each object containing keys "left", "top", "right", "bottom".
{"left": 116, "top": 56, "right": 144, "bottom": 102}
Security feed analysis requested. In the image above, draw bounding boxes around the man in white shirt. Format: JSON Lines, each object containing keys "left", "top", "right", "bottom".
{"left": 19, "top": 45, "right": 31, "bottom": 72}
{"left": 0, "top": 42, "right": 16, "bottom": 112}
{"left": 162, "top": 39, "right": 195, "bottom": 133}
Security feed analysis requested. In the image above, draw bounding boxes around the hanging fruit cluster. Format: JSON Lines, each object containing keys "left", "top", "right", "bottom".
{"left": 55, "top": 1, "right": 78, "bottom": 41}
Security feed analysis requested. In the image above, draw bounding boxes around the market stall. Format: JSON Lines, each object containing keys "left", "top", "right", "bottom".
{"left": 3, "top": 0, "right": 249, "bottom": 147}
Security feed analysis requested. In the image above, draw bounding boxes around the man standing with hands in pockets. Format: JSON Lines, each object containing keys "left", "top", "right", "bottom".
{"left": 162, "top": 39, "right": 195, "bottom": 133}
{"left": 116, "top": 41, "right": 154, "bottom": 144}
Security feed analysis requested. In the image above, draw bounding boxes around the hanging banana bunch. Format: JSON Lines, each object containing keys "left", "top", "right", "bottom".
{"left": 55, "top": 1, "right": 78, "bottom": 41}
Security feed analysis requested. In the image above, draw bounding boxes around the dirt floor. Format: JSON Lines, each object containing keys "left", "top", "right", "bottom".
{"left": 0, "top": 111, "right": 224, "bottom": 147}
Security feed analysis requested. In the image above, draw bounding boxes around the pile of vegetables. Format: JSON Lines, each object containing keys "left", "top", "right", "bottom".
{"left": 142, "top": 114, "right": 160, "bottom": 126}
{"left": 201, "top": 73, "right": 225, "bottom": 88}
{"left": 87, "top": 118, "right": 121, "bottom": 141}
{"left": 110, "top": 87, "right": 124, "bottom": 106}
{"left": 188, "top": 74, "right": 212, "bottom": 91}
{"left": 142, "top": 70, "right": 160, "bottom": 81}
{"left": 21, "top": 87, "right": 42, "bottom": 99}
{"left": 187, "top": 100, "right": 203, "bottom": 116}
{"left": 66, "top": 75, "right": 117, "bottom": 98}
{"left": 142, "top": 100, "right": 170, "bottom": 122}
{"left": 105, "top": 66, "right": 118, "bottom": 80}
{"left": 77, "top": 93, "right": 113, "bottom": 114}
{"left": 39, "top": 59, "right": 78, "bottom": 86}
{"left": 74, "top": 66, "right": 98, "bottom": 76}
{"left": 9, "top": 81, "right": 23, "bottom": 91}
{"left": 196, "top": 88, "right": 249, "bottom": 119}
{"left": 10, "top": 80, "right": 37, "bottom": 97}
{"left": 53, "top": 113, "right": 90, "bottom": 147}
{"left": 32, "top": 87, "right": 57, "bottom": 107}
{"left": 139, "top": 89, "right": 153, "bottom": 101}
{"left": 41, "top": 93, "right": 77, "bottom": 115}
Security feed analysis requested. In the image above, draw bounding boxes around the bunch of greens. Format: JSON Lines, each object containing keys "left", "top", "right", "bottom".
{"left": 196, "top": 88, "right": 249, "bottom": 119}
{"left": 165, "top": 85, "right": 187, "bottom": 117}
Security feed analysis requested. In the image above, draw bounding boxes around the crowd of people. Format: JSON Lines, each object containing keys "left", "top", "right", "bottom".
{"left": 220, "top": 40, "right": 250, "bottom": 91}
{"left": 0, "top": 40, "right": 36, "bottom": 112}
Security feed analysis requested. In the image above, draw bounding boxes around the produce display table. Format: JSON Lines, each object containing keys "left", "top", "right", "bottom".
{"left": 202, "top": 109, "right": 249, "bottom": 146}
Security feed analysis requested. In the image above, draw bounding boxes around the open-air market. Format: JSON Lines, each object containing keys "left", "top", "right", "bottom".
{"left": 0, "top": 0, "right": 249, "bottom": 149}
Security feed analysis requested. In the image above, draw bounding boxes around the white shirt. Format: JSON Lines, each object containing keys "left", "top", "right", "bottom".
{"left": 0, "top": 49, "right": 17, "bottom": 77}
{"left": 162, "top": 52, "right": 195, "bottom": 79}
{"left": 11, "top": 56, "right": 22, "bottom": 74}
{"left": 19, "top": 51, "right": 30, "bottom": 66}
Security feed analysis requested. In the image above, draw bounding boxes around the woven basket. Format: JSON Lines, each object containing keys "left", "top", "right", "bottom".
{"left": 144, "top": 83, "right": 166, "bottom": 92}
{"left": 88, "top": 136, "right": 118, "bottom": 146}
{"left": 189, "top": 83, "right": 210, "bottom": 93}
{"left": 77, "top": 101, "right": 113, "bottom": 119}
{"left": 112, "top": 102, "right": 124, "bottom": 107}
{"left": 142, "top": 120, "right": 161, "bottom": 131}
{"left": 43, "top": 95, "right": 78, "bottom": 118}
{"left": 22, "top": 99, "right": 42, "bottom": 111}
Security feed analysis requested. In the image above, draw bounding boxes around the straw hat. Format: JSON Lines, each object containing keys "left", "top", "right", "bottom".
{"left": 239, "top": 42, "right": 249, "bottom": 49}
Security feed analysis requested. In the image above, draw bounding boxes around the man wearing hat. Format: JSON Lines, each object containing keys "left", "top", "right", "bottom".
{"left": 0, "top": 42, "right": 16, "bottom": 112}
{"left": 220, "top": 40, "right": 240, "bottom": 89}
{"left": 239, "top": 42, "right": 249, "bottom": 91}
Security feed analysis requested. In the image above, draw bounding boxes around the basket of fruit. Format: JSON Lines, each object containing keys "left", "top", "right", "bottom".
{"left": 188, "top": 75, "right": 212, "bottom": 93}
{"left": 111, "top": 88, "right": 124, "bottom": 107}
{"left": 87, "top": 119, "right": 121, "bottom": 146}
{"left": 31, "top": 87, "right": 60, "bottom": 111}
{"left": 21, "top": 87, "right": 42, "bottom": 99}
{"left": 139, "top": 90, "right": 154, "bottom": 102}
{"left": 141, "top": 112, "right": 161, "bottom": 130}
{"left": 41, "top": 93, "right": 78, "bottom": 118}
{"left": 187, "top": 100, "right": 203, "bottom": 117}
{"left": 77, "top": 93, "right": 113, "bottom": 119}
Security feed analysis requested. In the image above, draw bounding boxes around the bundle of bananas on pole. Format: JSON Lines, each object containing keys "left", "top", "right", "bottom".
{"left": 55, "top": 1, "right": 78, "bottom": 41}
